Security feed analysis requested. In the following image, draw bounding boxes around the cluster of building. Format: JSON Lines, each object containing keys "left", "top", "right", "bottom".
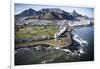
{"left": 68, "top": 19, "right": 91, "bottom": 27}
{"left": 21, "top": 18, "right": 93, "bottom": 27}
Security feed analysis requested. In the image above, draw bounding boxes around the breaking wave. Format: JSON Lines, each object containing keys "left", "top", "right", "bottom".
{"left": 72, "top": 32, "right": 88, "bottom": 55}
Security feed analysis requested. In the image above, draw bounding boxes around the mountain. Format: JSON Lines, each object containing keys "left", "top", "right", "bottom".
{"left": 15, "top": 8, "right": 37, "bottom": 17}
{"left": 42, "top": 12, "right": 62, "bottom": 20}
{"left": 15, "top": 8, "right": 88, "bottom": 20}
{"left": 38, "top": 8, "right": 64, "bottom": 14}
{"left": 26, "top": 11, "right": 75, "bottom": 20}
{"left": 71, "top": 10, "right": 82, "bottom": 17}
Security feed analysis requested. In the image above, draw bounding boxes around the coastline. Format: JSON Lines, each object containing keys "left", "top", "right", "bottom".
{"left": 15, "top": 26, "right": 94, "bottom": 65}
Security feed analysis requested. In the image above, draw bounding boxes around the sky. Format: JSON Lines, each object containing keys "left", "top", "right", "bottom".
{"left": 15, "top": 3, "right": 94, "bottom": 17}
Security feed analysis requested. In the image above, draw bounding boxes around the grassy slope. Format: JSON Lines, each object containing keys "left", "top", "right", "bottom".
{"left": 16, "top": 26, "right": 59, "bottom": 38}
{"left": 15, "top": 26, "right": 72, "bottom": 48}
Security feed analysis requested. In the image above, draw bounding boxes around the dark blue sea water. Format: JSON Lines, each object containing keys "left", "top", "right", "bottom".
{"left": 74, "top": 27, "right": 94, "bottom": 61}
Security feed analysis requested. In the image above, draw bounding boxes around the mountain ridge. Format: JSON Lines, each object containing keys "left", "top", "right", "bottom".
{"left": 15, "top": 8, "right": 88, "bottom": 20}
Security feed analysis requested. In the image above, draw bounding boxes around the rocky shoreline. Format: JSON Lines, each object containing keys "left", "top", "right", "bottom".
{"left": 15, "top": 43, "right": 80, "bottom": 65}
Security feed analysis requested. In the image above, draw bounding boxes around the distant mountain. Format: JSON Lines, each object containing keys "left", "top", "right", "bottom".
{"left": 71, "top": 10, "right": 89, "bottom": 20}
{"left": 26, "top": 12, "right": 75, "bottom": 20}
{"left": 41, "top": 12, "right": 60, "bottom": 20}
{"left": 71, "top": 10, "right": 82, "bottom": 17}
{"left": 38, "top": 8, "right": 64, "bottom": 14}
{"left": 15, "top": 8, "right": 37, "bottom": 17}
{"left": 15, "top": 8, "right": 88, "bottom": 20}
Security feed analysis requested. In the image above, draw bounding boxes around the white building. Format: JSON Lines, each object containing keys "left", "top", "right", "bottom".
{"left": 68, "top": 19, "right": 90, "bottom": 27}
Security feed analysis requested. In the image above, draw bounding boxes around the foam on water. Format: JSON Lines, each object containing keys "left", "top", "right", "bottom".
{"left": 73, "top": 33, "right": 88, "bottom": 54}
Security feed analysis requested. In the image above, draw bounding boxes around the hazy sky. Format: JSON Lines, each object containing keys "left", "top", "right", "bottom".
{"left": 15, "top": 3, "right": 94, "bottom": 17}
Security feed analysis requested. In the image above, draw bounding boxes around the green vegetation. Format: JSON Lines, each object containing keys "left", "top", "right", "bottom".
{"left": 15, "top": 26, "right": 72, "bottom": 48}
{"left": 16, "top": 26, "right": 59, "bottom": 38}
{"left": 16, "top": 36, "right": 71, "bottom": 48}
